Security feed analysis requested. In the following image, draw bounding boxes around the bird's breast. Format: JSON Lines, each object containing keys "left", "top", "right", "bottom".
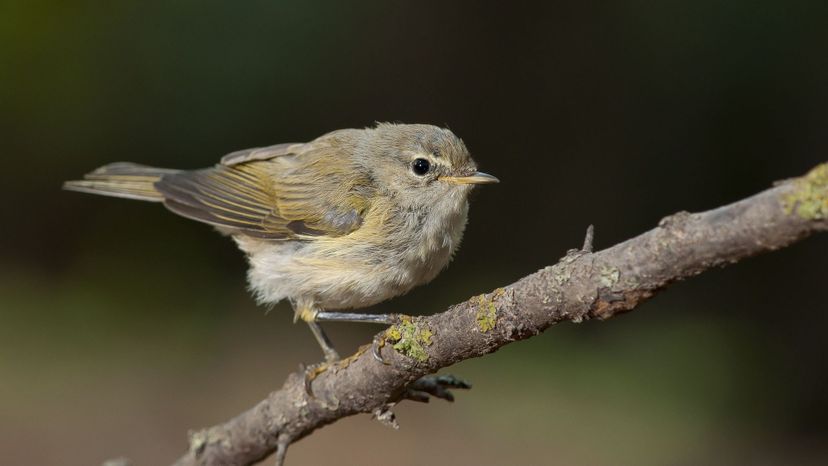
{"left": 236, "top": 197, "right": 470, "bottom": 310}
{"left": 386, "top": 200, "right": 469, "bottom": 283}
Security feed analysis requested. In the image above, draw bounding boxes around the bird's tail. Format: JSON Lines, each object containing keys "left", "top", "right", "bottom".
{"left": 63, "top": 162, "right": 180, "bottom": 202}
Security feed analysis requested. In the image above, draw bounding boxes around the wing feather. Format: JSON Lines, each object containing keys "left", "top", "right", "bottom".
{"left": 155, "top": 139, "right": 370, "bottom": 239}
{"left": 220, "top": 142, "right": 305, "bottom": 166}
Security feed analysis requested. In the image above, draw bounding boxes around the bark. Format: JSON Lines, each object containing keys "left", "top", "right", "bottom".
{"left": 170, "top": 163, "right": 828, "bottom": 466}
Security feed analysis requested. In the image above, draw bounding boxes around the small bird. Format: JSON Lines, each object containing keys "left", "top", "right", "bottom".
{"left": 64, "top": 123, "right": 498, "bottom": 363}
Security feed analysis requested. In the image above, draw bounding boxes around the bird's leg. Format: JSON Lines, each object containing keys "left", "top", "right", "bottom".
{"left": 298, "top": 309, "right": 414, "bottom": 386}
{"left": 295, "top": 305, "right": 342, "bottom": 397}
{"left": 295, "top": 306, "right": 340, "bottom": 362}
{"left": 314, "top": 311, "right": 404, "bottom": 324}
{"left": 306, "top": 320, "right": 340, "bottom": 363}
{"left": 314, "top": 311, "right": 411, "bottom": 365}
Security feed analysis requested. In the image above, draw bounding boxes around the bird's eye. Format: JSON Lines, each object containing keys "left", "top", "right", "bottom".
{"left": 412, "top": 158, "right": 430, "bottom": 176}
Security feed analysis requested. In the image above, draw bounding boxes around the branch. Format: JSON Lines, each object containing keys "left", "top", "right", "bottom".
{"left": 172, "top": 163, "right": 828, "bottom": 466}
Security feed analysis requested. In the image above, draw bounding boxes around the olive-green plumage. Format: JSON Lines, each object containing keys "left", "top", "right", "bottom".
{"left": 64, "top": 123, "right": 497, "bottom": 360}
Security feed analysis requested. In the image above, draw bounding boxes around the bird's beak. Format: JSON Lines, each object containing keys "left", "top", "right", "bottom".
{"left": 440, "top": 171, "right": 500, "bottom": 185}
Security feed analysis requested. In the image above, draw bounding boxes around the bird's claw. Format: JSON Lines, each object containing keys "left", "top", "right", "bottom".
{"left": 372, "top": 333, "right": 391, "bottom": 365}
{"left": 371, "top": 314, "right": 414, "bottom": 364}
{"left": 302, "top": 361, "right": 332, "bottom": 398}
{"left": 403, "top": 374, "right": 472, "bottom": 403}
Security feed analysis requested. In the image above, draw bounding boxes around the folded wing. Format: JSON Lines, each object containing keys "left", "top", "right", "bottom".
{"left": 155, "top": 140, "right": 370, "bottom": 240}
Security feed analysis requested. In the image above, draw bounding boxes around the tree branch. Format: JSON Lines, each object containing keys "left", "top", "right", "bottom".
{"left": 172, "top": 163, "right": 828, "bottom": 466}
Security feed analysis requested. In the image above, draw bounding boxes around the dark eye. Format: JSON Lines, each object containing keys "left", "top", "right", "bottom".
{"left": 412, "top": 158, "right": 430, "bottom": 176}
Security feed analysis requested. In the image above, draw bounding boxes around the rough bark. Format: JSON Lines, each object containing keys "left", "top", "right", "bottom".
{"left": 171, "top": 163, "right": 828, "bottom": 466}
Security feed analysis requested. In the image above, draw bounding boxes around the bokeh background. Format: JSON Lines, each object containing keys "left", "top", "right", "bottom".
{"left": 2, "top": 1, "right": 827, "bottom": 465}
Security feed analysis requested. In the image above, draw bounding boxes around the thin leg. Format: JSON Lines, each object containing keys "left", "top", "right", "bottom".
{"left": 313, "top": 312, "right": 408, "bottom": 365}
{"left": 306, "top": 320, "right": 340, "bottom": 363}
{"left": 315, "top": 311, "right": 402, "bottom": 325}
{"left": 296, "top": 306, "right": 411, "bottom": 385}
{"left": 295, "top": 304, "right": 343, "bottom": 398}
{"left": 302, "top": 320, "right": 338, "bottom": 398}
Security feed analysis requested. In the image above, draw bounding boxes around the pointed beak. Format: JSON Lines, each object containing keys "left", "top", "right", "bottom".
{"left": 440, "top": 171, "right": 500, "bottom": 185}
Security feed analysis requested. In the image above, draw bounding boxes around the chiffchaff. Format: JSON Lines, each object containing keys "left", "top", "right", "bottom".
{"left": 65, "top": 123, "right": 498, "bottom": 362}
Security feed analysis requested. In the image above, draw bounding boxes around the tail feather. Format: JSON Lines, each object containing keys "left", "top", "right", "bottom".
{"left": 63, "top": 162, "right": 180, "bottom": 202}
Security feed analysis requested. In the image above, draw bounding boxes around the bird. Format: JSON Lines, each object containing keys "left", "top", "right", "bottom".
{"left": 64, "top": 123, "right": 498, "bottom": 365}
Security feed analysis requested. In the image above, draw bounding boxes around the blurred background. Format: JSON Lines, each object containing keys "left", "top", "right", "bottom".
{"left": 2, "top": 1, "right": 827, "bottom": 465}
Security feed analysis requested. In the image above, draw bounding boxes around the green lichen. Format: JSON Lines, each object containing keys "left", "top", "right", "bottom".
{"left": 783, "top": 163, "right": 828, "bottom": 220}
{"left": 475, "top": 288, "right": 505, "bottom": 333}
{"left": 599, "top": 265, "right": 620, "bottom": 287}
{"left": 476, "top": 295, "right": 497, "bottom": 332}
{"left": 188, "top": 427, "right": 228, "bottom": 454}
{"left": 385, "top": 317, "right": 433, "bottom": 362}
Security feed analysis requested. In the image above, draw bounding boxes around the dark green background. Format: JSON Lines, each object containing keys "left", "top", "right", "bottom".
{"left": 2, "top": 1, "right": 827, "bottom": 465}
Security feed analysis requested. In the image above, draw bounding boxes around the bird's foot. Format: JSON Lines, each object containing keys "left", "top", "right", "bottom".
{"left": 303, "top": 359, "right": 335, "bottom": 398}
{"left": 303, "top": 342, "right": 341, "bottom": 398}
{"left": 303, "top": 344, "right": 373, "bottom": 398}
{"left": 371, "top": 333, "right": 390, "bottom": 364}
{"left": 370, "top": 314, "right": 414, "bottom": 364}
{"left": 403, "top": 374, "right": 472, "bottom": 403}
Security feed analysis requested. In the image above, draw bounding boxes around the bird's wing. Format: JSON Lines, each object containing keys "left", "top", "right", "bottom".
{"left": 220, "top": 142, "right": 305, "bottom": 166}
{"left": 155, "top": 140, "right": 371, "bottom": 240}
{"left": 219, "top": 129, "right": 357, "bottom": 166}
